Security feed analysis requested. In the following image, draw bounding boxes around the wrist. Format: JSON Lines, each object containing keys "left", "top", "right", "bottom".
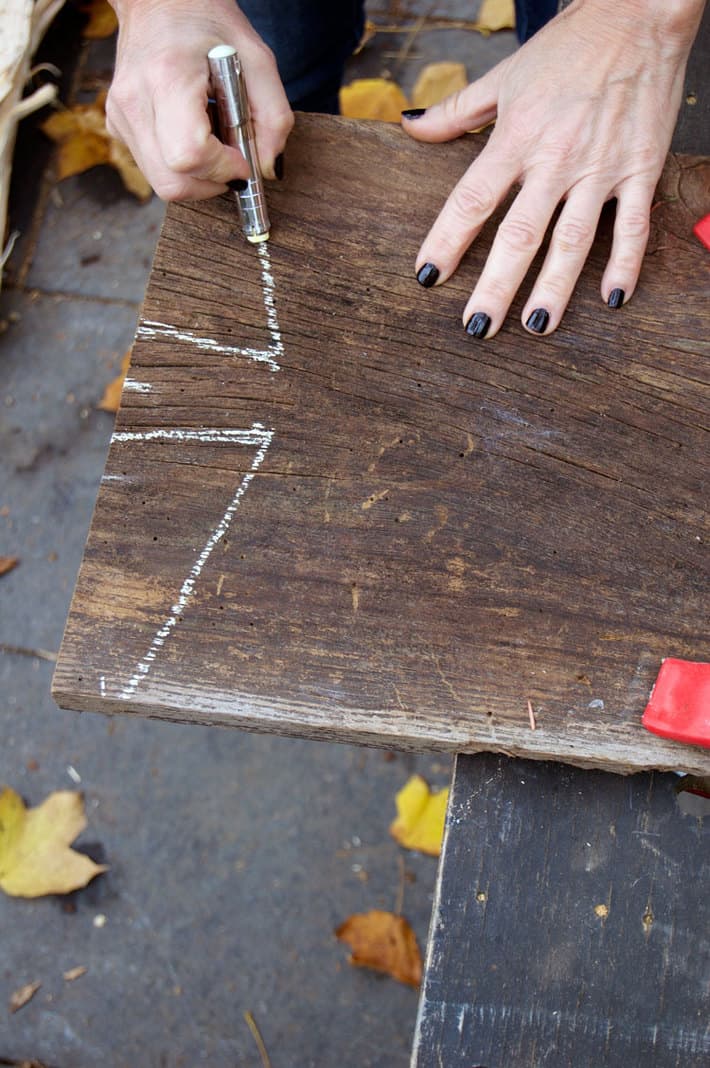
{"left": 568, "top": 0, "right": 705, "bottom": 40}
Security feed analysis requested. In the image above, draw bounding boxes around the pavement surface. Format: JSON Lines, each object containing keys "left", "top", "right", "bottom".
{"left": 0, "top": 3, "right": 517, "bottom": 1066}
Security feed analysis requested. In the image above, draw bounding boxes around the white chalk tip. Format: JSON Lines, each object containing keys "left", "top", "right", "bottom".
{"left": 208, "top": 44, "right": 237, "bottom": 60}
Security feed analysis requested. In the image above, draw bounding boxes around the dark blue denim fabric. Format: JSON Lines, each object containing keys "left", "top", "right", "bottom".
{"left": 514, "top": 0, "right": 559, "bottom": 43}
{"left": 239, "top": 0, "right": 365, "bottom": 112}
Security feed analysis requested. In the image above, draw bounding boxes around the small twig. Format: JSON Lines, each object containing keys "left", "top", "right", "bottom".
{"left": 394, "top": 853, "right": 406, "bottom": 916}
{"left": 0, "top": 643, "right": 57, "bottom": 662}
{"left": 527, "top": 699, "right": 537, "bottom": 731}
{"left": 244, "top": 1010, "right": 272, "bottom": 1068}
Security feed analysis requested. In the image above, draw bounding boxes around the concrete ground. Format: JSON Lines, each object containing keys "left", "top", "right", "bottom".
{"left": 0, "top": 3, "right": 517, "bottom": 1066}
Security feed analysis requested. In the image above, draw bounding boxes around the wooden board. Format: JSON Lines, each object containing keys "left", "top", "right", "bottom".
{"left": 52, "top": 115, "right": 710, "bottom": 775}
{"left": 413, "top": 753, "right": 710, "bottom": 1067}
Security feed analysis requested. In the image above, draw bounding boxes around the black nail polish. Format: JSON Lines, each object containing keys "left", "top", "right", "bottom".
{"left": 274, "top": 153, "right": 285, "bottom": 181}
{"left": 526, "top": 308, "right": 549, "bottom": 334}
{"left": 401, "top": 108, "right": 427, "bottom": 120}
{"left": 465, "top": 312, "right": 491, "bottom": 339}
{"left": 228, "top": 178, "right": 248, "bottom": 192}
{"left": 417, "top": 263, "right": 439, "bottom": 288}
{"left": 607, "top": 287, "right": 625, "bottom": 309}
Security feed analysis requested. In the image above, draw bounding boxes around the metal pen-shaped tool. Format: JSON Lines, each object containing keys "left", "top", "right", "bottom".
{"left": 208, "top": 43, "right": 270, "bottom": 244}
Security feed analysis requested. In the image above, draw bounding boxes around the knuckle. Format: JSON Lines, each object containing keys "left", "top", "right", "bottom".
{"left": 554, "top": 216, "right": 595, "bottom": 255}
{"left": 153, "top": 177, "right": 190, "bottom": 202}
{"left": 497, "top": 214, "right": 541, "bottom": 253}
{"left": 450, "top": 179, "right": 496, "bottom": 221}
{"left": 162, "top": 140, "right": 205, "bottom": 174}
{"left": 617, "top": 209, "right": 650, "bottom": 243}
{"left": 478, "top": 274, "right": 511, "bottom": 303}
{"left": 538, "top": 274, "right": 569, "bottom": 301}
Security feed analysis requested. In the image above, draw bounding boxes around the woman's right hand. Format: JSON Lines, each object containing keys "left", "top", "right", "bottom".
{"left": 106, "top": 0, "right": 294, "bottom": 200}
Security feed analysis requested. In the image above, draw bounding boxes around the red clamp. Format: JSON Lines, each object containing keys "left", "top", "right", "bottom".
{"left": 693, "top": 213, "right": 710, "bottom": 251}
{"left": 642, "top": 658, "right": 710, "bottom": 748}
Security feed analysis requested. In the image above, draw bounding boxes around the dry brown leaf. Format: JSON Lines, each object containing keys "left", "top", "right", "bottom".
{"left": 336, "top": 909, "right": 422, "bottom": 987}
{"left": 9, "top": 980, "right": 41, "bottom": 1014}
{"left": 41, "top": 93, "right": 152, "bottom": 201}
{"left": 63, "top": 965, "right": 87, "bottom": 982}
{"left": 339, "top": 79, "right": 409, "bottom": 123}
{"left": 390, "top": 774, "right": 448, "bottom": 856}
{"left": 474, "top": 0, "right": 516, "bottom": 33}
{"left": 411, "top": 62, "right": 468, "bottom": 110}
{"left": 0, "top": 786, "right": 108, "bottom": 898}
{"left": 0, "top": 556, "right": 19, "bottom": 577}
{"left": 81, "top": 0, "right": 119, "bottom": 38}
{"left": 98, "top": 350, "right": 131, "bottom": 412}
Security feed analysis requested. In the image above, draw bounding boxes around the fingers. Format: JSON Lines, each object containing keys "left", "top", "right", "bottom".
{"left": 415, "top": 150, "right": 520, "bottom": 287}
{"left": 240, "top": 39, "right": 294, "bottom": 179}
{"left": 600, "top": 180, "right": 654, "bottom": 309}
{"left": 401, "top": 62, "right": 504, "bottom": 143}
{"left": 459, "top": 177, "right": 564, "bottom": 338}
{"left": 519, "top": 182, "right": 607, "bottom": 335}
{"left": 153, "top": 77, "right": 248, "bottom": 188}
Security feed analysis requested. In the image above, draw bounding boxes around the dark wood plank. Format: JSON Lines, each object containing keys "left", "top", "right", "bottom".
{"left": 412, "top": 753, "right": 710, "bottom": 1068}
{"left": 52, "top": 115, "right": 710, "bottom": 775}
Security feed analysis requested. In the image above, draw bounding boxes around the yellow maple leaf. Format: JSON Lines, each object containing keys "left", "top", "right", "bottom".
{"left": 41, "top": 92, "right": 152, "bottom": 201}
{"left": 411, "top": 62, "right": 468, "bottom": 110}
{"left": 390, "top": 774, "right": 449, "bottom": 856}
{"left": 0, "top": 787, "right": 108, "bottom": 898}
{"left": 81, "top": 0, "right": 119, "bottom": 39}
{"left": 335, "top": 909, "right": 422, "bottom": 987}
{"left": 340, "top": 79, "right": 409, "bottom": 123}
{"left": 474, "top": 0, "right": 516, "bottom": 33}
{"left": 98, "top": 350, "right": 131, "bottom": 413}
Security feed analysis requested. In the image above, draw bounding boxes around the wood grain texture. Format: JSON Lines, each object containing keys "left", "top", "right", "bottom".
{"left": 412, "top": 753, "right": 710, "bottom": 1068}
{"left": 52, "top": 115, "right": 710, "bottom": 775}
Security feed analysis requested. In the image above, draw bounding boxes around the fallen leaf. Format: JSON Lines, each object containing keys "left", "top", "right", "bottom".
{"left": 474, "top": 0, "right": 516, "bottom": 33}
{"left": 0, "top": 786, "right": 108, "bottom": 898}
{"left": 411, "top": 62, "right": 468, "bottom": 110}
{"left": 63, "top": 965, "right": 87, "bottom": 982}
{"left": 0, "top": 557, "right": 19, "bottom": 577}
{"left": 41, "top": 93, "right": 152, "bottom": 201}
{"left": 81, "top": 0, "right": 118, "bottom": 38}
{"left": 9, "top": 980, "right": 41, "bottom": 1014}
{"left": 340, "top": 79, "right": 409, "bottom": 123}
{"left": 98, "top": 350, "right": 131, "bottom": 412}
{"left": 335, "top": 909, "right": 422, "bottom": 987}
{"left": 390, "top": 774, "right": 448, "bottom": 856}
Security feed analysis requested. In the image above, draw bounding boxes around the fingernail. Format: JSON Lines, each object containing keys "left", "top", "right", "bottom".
{"left": 401, "top": 108, "right": 427, "bottom": 120}
{"left": 607, "top": 287, "right": 625, "bottom": 309}
{"left": 274, "top": 153, "right": 285, "bottom": 181}
{"left": 465, "top": 312, "right": 491, "bottom": 339}
{"left": 228, "top": 178, "right": 248, "bottom": 192}
{"left": 525, "top": 308, "right": 549, "bottom": 334}
{"left": 416, "top": 263, "right": 439, "bottom": 288}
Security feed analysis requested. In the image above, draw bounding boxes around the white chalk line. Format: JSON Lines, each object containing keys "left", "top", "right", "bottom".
{"left": 112, "top": 427, "right": 272, "bottom": 447}
{"left": 136, "top": 243, "right": 282, "bottom": 372}
{"left": 118, "top": 424, "right": 274, "bottom": 700}
{"left": 113, "top": 245, "right": 283, "bottom": 701}
{"left": 123, "top": 378, "right": 152, "bottom": 393}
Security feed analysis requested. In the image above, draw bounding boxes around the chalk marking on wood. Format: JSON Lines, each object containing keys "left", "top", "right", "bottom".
{"left": 112, "top": 427, "right": 272, "bottom": 446}
{"left": 123, "top": 378, "right": 152, "bottom": 393}
{"left": 99, "top": 675, "right": 106, "bottom": 697}
{"left": 118, "top": 423, "right": 274, "bottom": 700}
{"left": 136, "top": 244, "right": 282, "bottom": 372}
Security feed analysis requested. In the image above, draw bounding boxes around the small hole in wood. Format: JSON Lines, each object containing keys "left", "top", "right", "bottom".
{"left": 686, "top": 91, "right": 697, "bottom": 105}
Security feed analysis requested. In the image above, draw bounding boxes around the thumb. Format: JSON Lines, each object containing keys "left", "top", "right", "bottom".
{"left": 401, "top": 60, "right": 506, "bottom": 143}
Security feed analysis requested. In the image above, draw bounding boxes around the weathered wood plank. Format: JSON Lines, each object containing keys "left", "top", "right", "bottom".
{"left": 53, "top": 115, "right": 709, "bottom": 774}
{"left": 412, "top": 753, "right": 710, "bottom": 1068}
